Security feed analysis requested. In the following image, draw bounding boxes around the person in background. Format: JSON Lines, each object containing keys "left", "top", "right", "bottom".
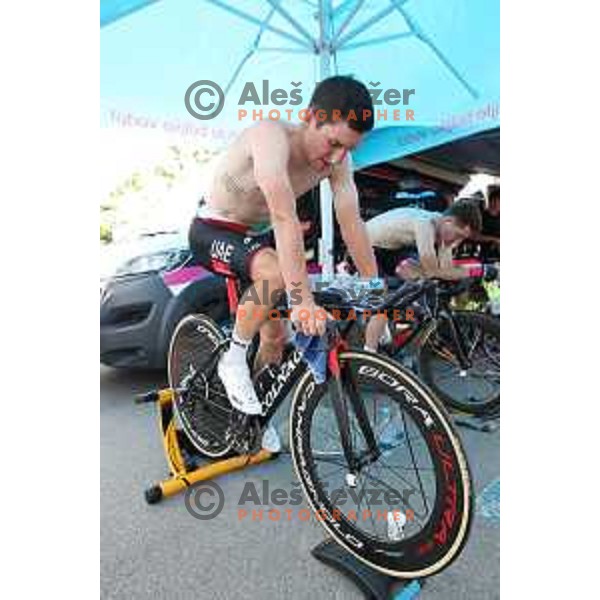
{"left": 471, "top": 185, "right": 500, "bottom": 261}
{"left": 365, "top": 199, "right": 483, "bottom": 281}
{"left": 363, "top": 199, "right": 482, "bottom": 350}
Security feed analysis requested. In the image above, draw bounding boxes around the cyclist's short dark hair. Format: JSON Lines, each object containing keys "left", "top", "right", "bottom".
{"left": 445, "top": 199, "right": 482, "bottom": 232}
{"left": 309, "top": 76, "right": 374, "bottom": 133}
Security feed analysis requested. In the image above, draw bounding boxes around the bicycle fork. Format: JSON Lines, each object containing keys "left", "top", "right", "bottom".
{"left": 438, "top": 311, "right": 473, "bottom": 371}
{"left": 328, "top": 345, "right": 380, "bottom": 486}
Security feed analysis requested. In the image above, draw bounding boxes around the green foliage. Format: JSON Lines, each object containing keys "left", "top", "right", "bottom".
{"left": 99, "top": 143, "right": 221, "bottom": 238}
{"left": 100, "top": 222, "right": 113, "bottom": 243}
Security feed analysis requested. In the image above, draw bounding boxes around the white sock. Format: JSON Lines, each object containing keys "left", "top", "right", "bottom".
{"left": 223, "top": 329, "right": 251, "bottom": 365}
{"left": 380, "top": 325, "right": 392, "bottom": 345}
{"left": 364, "top": 345, "right": 377, "bottom": 353}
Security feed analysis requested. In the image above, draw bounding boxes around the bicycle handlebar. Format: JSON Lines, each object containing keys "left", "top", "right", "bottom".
{"left": 276, "top": 265, "right": 498, "bottom": 327}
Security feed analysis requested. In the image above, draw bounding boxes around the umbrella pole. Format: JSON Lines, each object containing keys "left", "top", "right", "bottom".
{"left": 318, "top": 0, "right": 335, "bottom": 276}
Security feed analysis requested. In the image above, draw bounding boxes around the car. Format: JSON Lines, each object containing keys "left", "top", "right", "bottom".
{"left": 100, "top": 230, "right": 228, "bottom": 369}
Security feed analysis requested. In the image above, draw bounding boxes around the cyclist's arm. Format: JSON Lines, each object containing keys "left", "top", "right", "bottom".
{"left": 437, "top": 242, "right": 469, "bottom": 279}
{"left": 414, "top": 222, "right": 466, "bottom": 280}
{"left": 469, "top": 231, "right": 500, "bottom": 245}
{"left": 330, "top": 154, "right": 378, "bottom": 279}
{"left": 249, "top": 122, "right": 312, "bottom": 306}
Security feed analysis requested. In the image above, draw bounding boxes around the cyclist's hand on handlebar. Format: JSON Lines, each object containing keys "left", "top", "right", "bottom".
{"left": 395, "top": 259, "right": 423, "bottom": 281}
{"left": 290, "top": 299, "right": 328, "bottom": 337}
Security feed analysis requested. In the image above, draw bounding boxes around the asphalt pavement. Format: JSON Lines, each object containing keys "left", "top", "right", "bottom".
{"left": 101, "top": 366, "right": 499, "bottom": 600}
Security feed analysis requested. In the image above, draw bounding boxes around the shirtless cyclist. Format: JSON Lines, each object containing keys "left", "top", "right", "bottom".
{"left": 362, "top": 200, "right": 482, "bottom": 350}
{"left": 188, "top": 77, "right": 378, "bottom": 444}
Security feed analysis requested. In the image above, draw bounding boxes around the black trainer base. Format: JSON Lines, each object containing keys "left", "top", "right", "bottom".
{"left": 311, "top": 538, "right": 423, "bottom": 600}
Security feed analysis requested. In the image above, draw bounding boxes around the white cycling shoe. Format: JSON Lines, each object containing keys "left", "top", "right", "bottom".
{"left": 217, "top": 355, "right": 263, "bottom": 416}
{"left": 261, "top": 423, "right": 282, "bottom": 453}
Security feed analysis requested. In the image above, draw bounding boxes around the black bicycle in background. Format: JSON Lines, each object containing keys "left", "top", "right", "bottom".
{"left": 347, "top": 274, "right": 500, "bottom": 416}
{"left": 168, "top": 277, "right": 473, "bottom": 579}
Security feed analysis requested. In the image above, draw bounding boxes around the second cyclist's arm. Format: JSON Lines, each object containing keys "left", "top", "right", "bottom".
{"left": 436, "top": 243, "right": 468, "bottom": 279}
{"left": 415, "top": 222, "right": 466, "bottom": 280}
{"left": 469, "top": 231, "right": 500, "bottom": 245}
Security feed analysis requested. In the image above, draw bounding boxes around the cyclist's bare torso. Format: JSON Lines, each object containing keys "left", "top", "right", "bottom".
{"left": 205, "top": 123, "right": 336, "bottom": 226}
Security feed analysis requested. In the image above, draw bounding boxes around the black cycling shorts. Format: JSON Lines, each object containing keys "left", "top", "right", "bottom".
{"left": 188, "top": 217, "right": 275, "bottom": 290}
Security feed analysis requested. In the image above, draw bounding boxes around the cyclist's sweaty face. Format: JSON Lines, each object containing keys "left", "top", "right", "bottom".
{"left": 305, "top": 117, "right": 362, "bottom": 171}
{"left": 438, "top": 217, "right": 471, "bottom": 246}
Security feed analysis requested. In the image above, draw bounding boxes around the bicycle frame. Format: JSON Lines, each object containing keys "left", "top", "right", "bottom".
{"left": 194, "top": 261, "right": 379, "bottom": 474}
{"left": 194, "top": 322, "right": 379, "bottom": 476}
{"left": 389, "top": 286, "right": 473, "bottom": 370}
{"left": 260, "top": 328, "right": 380, "bottom": 474}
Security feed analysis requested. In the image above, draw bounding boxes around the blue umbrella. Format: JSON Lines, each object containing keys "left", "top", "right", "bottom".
{"left": 101, "top": 0, "right": 499, "bottom": 271}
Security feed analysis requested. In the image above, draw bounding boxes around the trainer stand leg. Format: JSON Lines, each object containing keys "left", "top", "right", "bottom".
{"left": 312, "top": 538, "right": 424, "bottom": 600}
{"left": 136, "top": 388, "right": 276, "bottom": 505}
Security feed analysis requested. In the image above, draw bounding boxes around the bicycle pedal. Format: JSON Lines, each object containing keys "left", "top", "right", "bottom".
{"left": 379, "top": 342, "right": 394, "bottom": 355}
{"left": 226, "top": 411, "right": 263, "bottom": 455}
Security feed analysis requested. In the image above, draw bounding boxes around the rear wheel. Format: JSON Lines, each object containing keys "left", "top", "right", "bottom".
{"left": 290, "top": 350, "right": 473, "bottom": 578}
{"left": 418, "top": 311, "right": 500, "bottom": 415}
{"left": 168, "top": 314, "right": 234, "bottom": 458}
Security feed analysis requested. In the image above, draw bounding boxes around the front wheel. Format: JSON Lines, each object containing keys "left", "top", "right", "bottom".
{"left": 289, "top": 350, "right": 473, "bottom": 578}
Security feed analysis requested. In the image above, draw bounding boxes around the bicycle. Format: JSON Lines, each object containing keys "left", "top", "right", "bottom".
{"left": 168, "top": 263, "right": 473, "bottom": 579}
{"left": 345, "top": 274, "right": 500, "bottom": 416}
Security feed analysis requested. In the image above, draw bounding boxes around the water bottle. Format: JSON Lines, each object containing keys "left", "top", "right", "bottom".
{"left": 386, "top": 510, "right": 407, "bottom": 541}
{"left": 379, "top": 404, "right": 405, "bottom": 453}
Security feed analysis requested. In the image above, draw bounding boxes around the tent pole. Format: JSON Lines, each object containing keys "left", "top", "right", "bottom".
{"left": 318, "top": 0, "right": 334, "bottom": 276}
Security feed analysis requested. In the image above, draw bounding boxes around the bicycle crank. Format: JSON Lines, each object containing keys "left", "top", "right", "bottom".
{"left": 226, "top": 411, "right": 263, "bottom": 455}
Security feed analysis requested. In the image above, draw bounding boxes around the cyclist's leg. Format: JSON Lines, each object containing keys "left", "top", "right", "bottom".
{"left": 219, "top": 245, "right": 285, "bottom": 414}
{"left": 365, "top": 247, "right": 421, "bottom": 351}
{"left": 255, "top": 319, "right": 286, "bottom": 373}
{"left": 247, "top": 247, "right": 287, "bottom": 372}
{"left": 364, "top": 314, "right": 389, "bottom": 352}
{"left": 229, "top": 247, "right": 285, "bottom": 450}
{"left": 234, "top": 247, "right": 284, "bottom": 347}
{"left": 188, "top": 218, "right": 270, "bottom": 414}
{"left": 187, "top": 219, "right": 283, "bottom": 451}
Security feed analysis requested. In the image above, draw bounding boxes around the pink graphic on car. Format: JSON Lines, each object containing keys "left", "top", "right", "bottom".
{"left": 161, "top": 266, "right": 212, "bottom": 293}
